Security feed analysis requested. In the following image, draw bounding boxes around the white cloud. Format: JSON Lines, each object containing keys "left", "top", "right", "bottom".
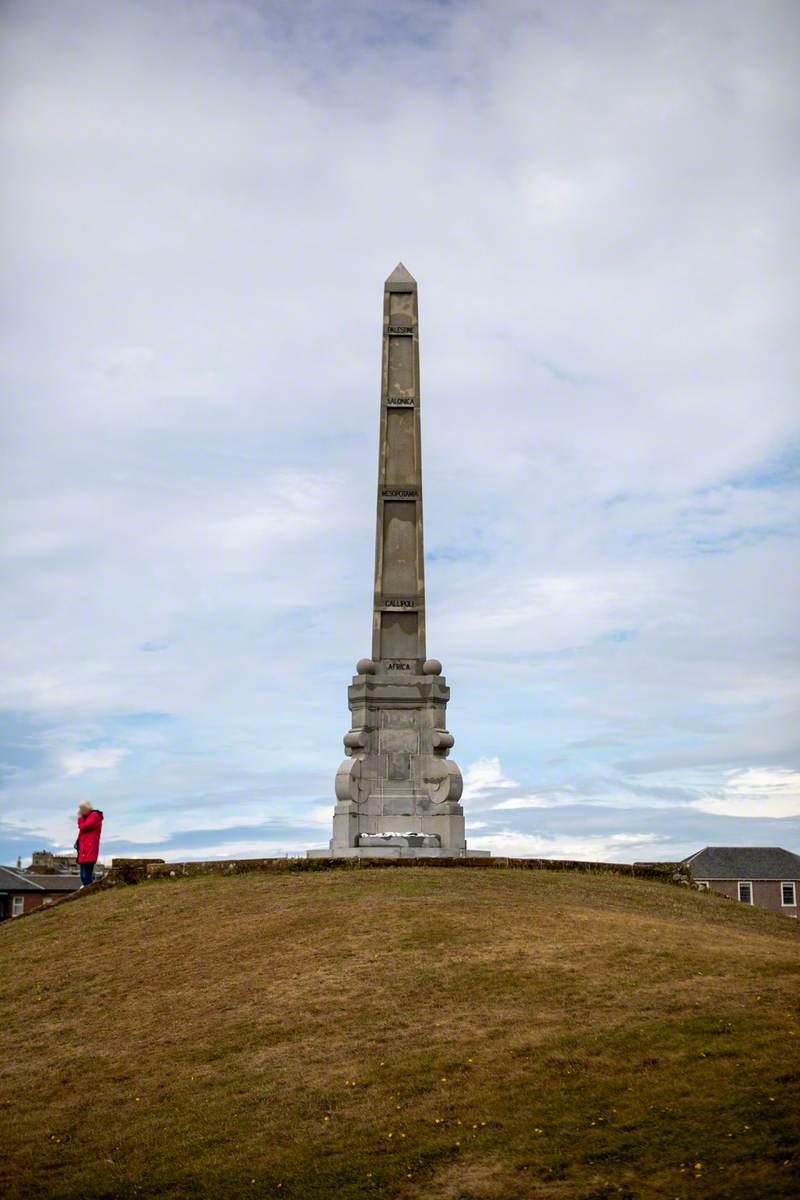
{"left": 691, "top": 767, "right": 800, "bottom": 819}
{"left": 307, "top": 805, "right": 337, "bottom": 828}
{"left": 462, "top": 757, "right": 519, "bottom": 802}
{"left": 146, "top": 841, "right": 306, "bottom": 863}
{"left": 467, "top": 830, "right": 667, "bottom": 862}
{"left": 62, "top": 747, "right": 129, "bottom": 777}
{"left": 0, "top": 0, "right": 798, "bottom": 862}
{"left": 494, "top": 794, "right": 567, "bottom": 810}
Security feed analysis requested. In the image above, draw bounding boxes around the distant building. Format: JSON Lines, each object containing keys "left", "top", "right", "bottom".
{"left": 684, "top": 847, "right": 800, "bottom": 918}
{"left": 28, "top": 850, "right": 106, "bottom": 878}
{"left": 30, "top": 849, "right": 80, "bottom": 873}
{"left": 0, "top": 866, "right": 81, "bottom": 919}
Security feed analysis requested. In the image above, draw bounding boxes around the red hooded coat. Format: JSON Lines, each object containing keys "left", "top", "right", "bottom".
{"left": 77, "top": 810, "right": 103, "bottom": 863}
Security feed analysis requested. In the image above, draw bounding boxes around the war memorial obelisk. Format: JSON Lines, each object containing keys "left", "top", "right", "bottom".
{"left": 309, "top": 265, "right": 487, "bottom": 858}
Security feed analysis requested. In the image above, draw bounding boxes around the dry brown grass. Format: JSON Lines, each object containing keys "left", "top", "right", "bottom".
{"left": 1, "top": 867, "right": 798, "bottom": 1200}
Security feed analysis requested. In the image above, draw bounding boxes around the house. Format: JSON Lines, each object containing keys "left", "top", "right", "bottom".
{"left": 30, "top": 849, "right": 80, "bottom": 873}
{"left": 28, "top": 850, "right": 107, "bottom": 879}
{"left": 684, "top": 847, "right": 800, "bottom": 918}
{"left": 0, "top": 866, "right": 82, "bottom": 920}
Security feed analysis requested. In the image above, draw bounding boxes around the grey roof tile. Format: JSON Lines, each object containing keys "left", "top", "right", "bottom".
{"left": 683, "top": 846, "right": 800, "bottom": 879}
{"left": 0, "top": 866, "right": 46, "bottom": 892}
{"left": 24, "top": 874, "right": 82, "bottom": 892}
{"left": 0, "top": 867, "right": 82, "bottom": 893}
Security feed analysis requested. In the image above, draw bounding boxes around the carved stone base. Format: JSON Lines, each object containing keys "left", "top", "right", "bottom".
{"left": 359, "top": 833, "right": 442, "bottom": 848}
{"left": 306, "top": 845, "right": 491, "bottom": 859}
{"left": 312, "top": 663, "right": 475, "bottom": 856}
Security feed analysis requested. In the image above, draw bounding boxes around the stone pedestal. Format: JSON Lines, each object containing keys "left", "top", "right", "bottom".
{"left": 324, "top": 664, "right": 469, "bottom": 855}
{"left": 307, "top": 846, "right": 490, "bottom": 859}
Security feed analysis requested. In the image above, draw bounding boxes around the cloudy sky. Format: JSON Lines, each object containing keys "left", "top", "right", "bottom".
{"left": 1, "top": 0, "right": 798, "bottom": 866}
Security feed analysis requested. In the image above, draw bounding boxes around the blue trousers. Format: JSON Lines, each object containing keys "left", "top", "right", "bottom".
{"left": 80, "top": 862, "right": 95, "bottom": 886}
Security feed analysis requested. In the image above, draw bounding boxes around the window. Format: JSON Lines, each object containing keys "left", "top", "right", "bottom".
{"left": 738, "top": 881, "right": 753, "bottom": 904}
{"left": 696, "top": 881, "right": 710, "bottom": 890}
{"left": 781, "top": 882, "right": 796, "bottom": 907}
{"left": 42, "top": 897, "right": 53, "bottom": 906}
{"left": 11, "top": 896, "right": 24, "bottom": 917}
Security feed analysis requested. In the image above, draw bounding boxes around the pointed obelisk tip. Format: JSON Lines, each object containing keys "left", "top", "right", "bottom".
{"left": 385, "top": 261, "right": 416, "bottom": 285}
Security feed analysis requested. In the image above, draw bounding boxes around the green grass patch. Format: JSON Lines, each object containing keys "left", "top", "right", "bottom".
{"left": 1, "top": 868, "right": 798, "bottom": 1199}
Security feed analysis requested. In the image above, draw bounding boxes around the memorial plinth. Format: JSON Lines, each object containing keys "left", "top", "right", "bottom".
{"left": 308, "top": 265, "right": 488, "bottom": 859}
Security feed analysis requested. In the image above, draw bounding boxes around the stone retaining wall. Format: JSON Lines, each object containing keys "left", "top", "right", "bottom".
{"left": 128, "top": 855, "right": 695, "bottom": 887}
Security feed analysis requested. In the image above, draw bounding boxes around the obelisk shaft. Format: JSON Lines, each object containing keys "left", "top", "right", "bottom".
{"left": 371, "top": 263, "right": 426, "bottom": 669}
{"left": 306, "top": 264, "right": 484, "bottom": 859}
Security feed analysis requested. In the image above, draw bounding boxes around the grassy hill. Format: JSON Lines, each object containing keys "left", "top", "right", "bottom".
{"left": 1, "top": 867, "right": 798, "bottom": 1200}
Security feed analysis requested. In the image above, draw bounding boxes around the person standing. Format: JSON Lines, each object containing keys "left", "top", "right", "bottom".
{"left": 76, "top": 801, "right": 103, "bottom": 886}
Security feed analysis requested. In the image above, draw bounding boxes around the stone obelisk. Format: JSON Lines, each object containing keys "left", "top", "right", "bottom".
{"left": 309, "top": 265, "right": 486, "bottom": 858}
